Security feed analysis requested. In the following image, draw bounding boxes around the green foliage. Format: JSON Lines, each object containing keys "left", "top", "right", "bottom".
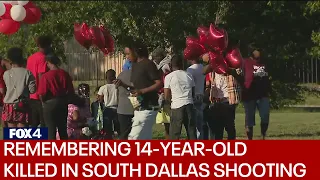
{"left": 305, "top": 2, "right": 320, "bottom": 57}
{"left": 270, "top": 81, "right": 305, "bottom": 109}
{"left": 0, "top": 1, "right": 318, "bottom": 108}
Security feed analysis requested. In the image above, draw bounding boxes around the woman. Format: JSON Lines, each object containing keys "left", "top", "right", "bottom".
{"left": 2, "top": 47, "right": 36, "bottom": 128}
{"left": 152, "top": 47, "right": 171, "bottom": 139}
{"left": 242, "top": 44, "right": 271, "bottom": 140}
{"left": 38, "top": 54, "right": 75, "bottom": 140}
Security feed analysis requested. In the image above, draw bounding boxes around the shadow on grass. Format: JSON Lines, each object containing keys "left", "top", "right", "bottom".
{"left": 152, "top": 132, "right": 320, "bottom": 140}
{"left": 266, "top": 132, "right": 320, "bottom": 138}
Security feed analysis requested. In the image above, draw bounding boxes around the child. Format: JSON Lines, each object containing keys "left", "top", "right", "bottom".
{"left": 91, "top": 86, "right": 103, "bottom": 131}
{"left": 97, "top": 69, "right": 119, "bottom": 136}
{"left": 56, "top": 95, "right": 89, "bottom": 139}
{"left": 56, "top": 84, "right": 91, "bottom": 140}
{"left": 77, "top": 83, "right": 91, "bottom": 119}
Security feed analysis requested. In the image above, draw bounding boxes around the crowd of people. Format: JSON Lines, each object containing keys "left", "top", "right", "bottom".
{"left": 0, "top": 36, "right": 271, "bottom": 140}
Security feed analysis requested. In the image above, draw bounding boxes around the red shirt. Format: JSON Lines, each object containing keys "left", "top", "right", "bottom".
{"left": 0, "top": 67, "right": 5, "bottom": 106}
{"left": 26, "top": 52, "right": 48, "bottom": 100}
{"left": 38, "top": 69, "right": 74, "bottom": 99}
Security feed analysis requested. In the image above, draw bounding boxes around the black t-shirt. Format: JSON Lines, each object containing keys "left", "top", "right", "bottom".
{"left": 242, "top": 60, "right": 271, "bottom": 101}
{"left": 130, "top": 59, "right": 161, "bottom": 108}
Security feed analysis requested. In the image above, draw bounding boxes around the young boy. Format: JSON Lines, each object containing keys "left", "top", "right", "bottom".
{"left": 164, "top": 55, "right": 197, "bottom": 140}
{"left": 97, "top": 69, "right": 119, "bottom": 136}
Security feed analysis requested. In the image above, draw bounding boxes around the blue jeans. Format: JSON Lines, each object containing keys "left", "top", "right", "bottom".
{"left": 194, "top": 103, "right": 204, "bottom": 140}
{"left": 243, "top": 97, "right": 270, "bottom": 127}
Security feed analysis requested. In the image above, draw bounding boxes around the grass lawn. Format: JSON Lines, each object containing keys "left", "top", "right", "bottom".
{"left": 1, "top": 112, "right": 320, "bottom": 140}
{"left": 152, "top": 112, "right": 320, "bottom": 140}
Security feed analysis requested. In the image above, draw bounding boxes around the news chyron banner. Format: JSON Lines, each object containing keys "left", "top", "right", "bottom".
{"left": 1, "top": 128, "right": 319, "bottom": 179}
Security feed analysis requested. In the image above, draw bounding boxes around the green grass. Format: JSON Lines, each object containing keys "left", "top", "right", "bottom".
{"left": 1, "top": 112, "right": 320, "bottom": 140}
{"left": 152, "top": 112, "right": 320, "bottom": 140}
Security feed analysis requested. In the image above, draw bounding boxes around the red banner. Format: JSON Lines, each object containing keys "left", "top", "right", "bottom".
{"left": 0, "top": 141, "right": 319, "bottom": 179}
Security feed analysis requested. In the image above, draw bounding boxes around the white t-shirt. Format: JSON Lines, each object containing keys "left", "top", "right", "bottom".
{"left": 212, "top": 73, "right": 228, "bottom": 99}
{"left": 164, "top": 70, "right": 195, "bottom": 109}
{"left": 187, "top": 64, "right": 205, "bottom": 95}
{"left": 98, "top": 84, "right": 118, "bottom": 108}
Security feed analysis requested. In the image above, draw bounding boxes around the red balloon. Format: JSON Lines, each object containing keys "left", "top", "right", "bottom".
{"left": 214, "top": 59, "right": 229, "bottom": 75}
{"left": 23, "top": 8, "right": 41, "bottom": 24}
{"left": 186, "top": 36, "right": 201, "bottom": 46}
{"left": 99, "top": 25, "right": 114, "bottom": 55}
{"left": 24, "top": 2, "right": 36, "bottom": 9}
{"left": 184, "top": 43, "right": 207, "bottom": 61}
{"left": 197, "top": 26, "right": 209, "bottom": 37}
{"left": 89, "top": 26, "right": 106, "bottom": 51}
{"left": 225, "top": 48, "right": 243, "bottom": 69}
{"left": 208, "top": 51, "right": 223, "bottom": 69}
{"left": 186, "top": 36, "right": 206, "bottom": 54}
{"left": 0, "top": 19, "right": 20, "bottom": 35}
{"left": 197, "top": 26, "right": 210, "bottom": 47}
{"left": 208, "top": 23, "right": 228, "bottom": 52}
{"left": 74, "top": 23, "right": 92, "bottom": 49}
{"left": 0, "top": 4, "right": 12, "bottom": 19}
{"left": 24, "top": 7, "right": 41, "bottom": 24}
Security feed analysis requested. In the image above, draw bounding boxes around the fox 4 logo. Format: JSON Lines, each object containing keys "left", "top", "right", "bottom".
{"left": 9, "top": 128, "right": 42, "bottom": 139}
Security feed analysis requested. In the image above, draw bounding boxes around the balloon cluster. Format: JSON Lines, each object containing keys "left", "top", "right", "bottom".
{"left": 0, "top": 1, "right": 41, "bottom": 35}
{"left": 184, "top": 23, "right": 243, "bottom": 74}
{"left": 74, "top": 22, "right": 114, "bottom": 56}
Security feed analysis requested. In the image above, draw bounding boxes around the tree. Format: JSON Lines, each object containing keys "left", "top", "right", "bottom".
{"left": 0, "top": 1, "right": 317, "bottom": 108}
{"left": 305, "top": 1, "right": 320, "bottom": 57}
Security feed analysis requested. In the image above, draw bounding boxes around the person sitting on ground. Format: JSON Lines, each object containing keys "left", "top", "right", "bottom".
{"left": 57, "top": 95, "right": 88, "bottom": 140}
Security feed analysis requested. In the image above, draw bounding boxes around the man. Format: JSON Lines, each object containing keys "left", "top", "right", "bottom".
{"left": 27, "top": 35, "right": 52, "bottom": 127}
{"left": 187, "top": 58, "right": 205, "bottom": 139}
{"left": 117, "top": 39, "right": 162, "bottom": 140}
{"left": 98, "top": 69, "right": 119, "bottom": 136}
{"left": 164, "top": 55, "right": 197, "bottom": 140}
{"left": 242, "top": 44, "right": 271, "bottom": 140}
